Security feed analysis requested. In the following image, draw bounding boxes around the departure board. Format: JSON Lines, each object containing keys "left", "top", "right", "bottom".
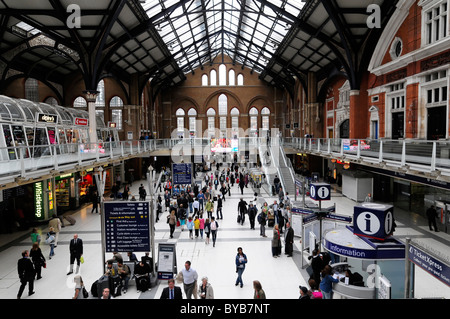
{"left": 103, "top": 201, "right": 150, "bottom": 252}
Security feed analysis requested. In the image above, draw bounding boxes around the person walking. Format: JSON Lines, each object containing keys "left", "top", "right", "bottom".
{"left": 284, "top": 221, "right": 294, "bottom": 257}
{"left": 210, "top": 216, "right": 219, "bottom": 247}
{"left": 67, "top": 234, "right": 83, "bottom": 275}
{"left": 235, "top": 247, "right": 247, "bottom": 288}
{"left": 73, "top": 275, "right": 86, "bottom": 299}
{"left": 17, "top": 250, "right": 35, "bottom": 299}
{"left": 46, "top": 227, "right": 56, "bottom": 259}
{"left": 91, "top": 190, "right": 99, "bottom": 213}
{"left": 426, "top": 205, "right": 439, "bottom": 232}
{"left": 253, "top": 280, "right": 266, "bottom": 299}
{"left": 237, "top": 198, "right": 247, "bottom": 225}
{"left": 199, "top": 214, "right": 205, "bottom": 239}
{"left": 194, "top": 216, "right": 200, "bottom": 238}
{"left": 29, "top": 242, "right": 45, "bottom": 280}
{"left": 204, "top": 218, "right": 211, "bottom": 245}
{"left": 160, "top": 278, "right": 182, "bottom": 299}
{"left": 248, "top": 203, "right": 257, "bottom": 230}
{"left": 187, "top": 216, "right": 194, "bottom": 239}
{"left": 181, "top": 261, "right": 198, "bottom": 299}
{"left": 205, "top": 199, "right": 214, "bottom": 220}
{"left": 216, "top": 195, "right": 223, "bottom": 219}
{"left": 198, "top": 276, "right": 214, "bottom": 299}
{"left": 167, "top": 210, "right": 176, "bottom": 239}
{"left": 48, "top": 214, "right": 61, "bottom": 247}
{"left": 30, "top": 228, "right": 41, "bottom": 246}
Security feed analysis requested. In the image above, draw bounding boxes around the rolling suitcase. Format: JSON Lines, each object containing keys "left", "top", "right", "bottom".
{"left": 110, "top": 275, "right": 122, "bottom": 297}
{"left": 64, "top": 215, "right": 76, "bottom": 225}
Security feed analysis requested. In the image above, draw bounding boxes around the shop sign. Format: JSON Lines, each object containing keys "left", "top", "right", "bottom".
{"left": 34, "top": 181, "right": 44, "bottom": 220}
{"left": 37, "top": 113, "right": 58, "bottom": 124}
{"left": 74, "top": 117, "right": 88, "bottom": 126}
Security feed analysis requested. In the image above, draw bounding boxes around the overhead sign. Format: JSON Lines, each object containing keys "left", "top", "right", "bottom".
{"left": 310, "top": 183, "right": 331, "bottom": 201}
{"left": 353, "top": 203, "right": 395, "bottom": 241}
{"left": 74, "top": 117, "right": 88, "bottom": 126}
{"left": 37, "top": 113, "right": 57, "bottom": 124}
{"left": 172, "top": 163, "right": 192, "bottom": 185}
{"left": 103, "top": 201, "right": 150, "bottom": 252}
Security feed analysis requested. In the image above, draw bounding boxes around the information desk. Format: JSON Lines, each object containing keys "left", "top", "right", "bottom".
{"left": 322, "top": 226, "right": 405, "bottom": 299}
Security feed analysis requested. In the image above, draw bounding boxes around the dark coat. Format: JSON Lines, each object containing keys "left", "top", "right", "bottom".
{"left": 160, "top": 286, "right": 183, "bottom": 299}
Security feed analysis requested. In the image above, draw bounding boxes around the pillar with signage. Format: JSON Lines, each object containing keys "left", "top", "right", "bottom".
{"left": 34, "top": 179, "right": 56, "bottom": 221}
{"left": 83, "top": 90, "right": 98, "bottom": 146}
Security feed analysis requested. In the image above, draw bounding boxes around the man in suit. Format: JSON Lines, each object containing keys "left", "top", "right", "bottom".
{"left": 67, "top": 234, "right": 83, "bottom": 275}
{"left": 160, "top": 278, "right": 182, "bottom": 299}
{"left": 17, "top": 250, "right": 35, "bottom": 299}
{"left": 284, "top": 222, "right": 294, "bottom": 257}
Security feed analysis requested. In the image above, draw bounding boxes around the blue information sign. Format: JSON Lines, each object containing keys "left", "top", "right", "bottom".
{"left": 408, "top": 244, "right": 450, "bottom": 287}
{"left": 104, "top": 202, "right": 150, "bottom": 252}
{"left": 172, "top": 163, "right": 192, "bottom": 185}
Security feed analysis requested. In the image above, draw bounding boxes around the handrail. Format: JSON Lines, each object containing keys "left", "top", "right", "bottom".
{"left": 1, "top": 136, "right": 449, "bottom": 185}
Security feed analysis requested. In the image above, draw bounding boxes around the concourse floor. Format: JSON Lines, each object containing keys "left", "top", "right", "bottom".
{"left": 0, "top": 170, "right": 449, "bottom": 300}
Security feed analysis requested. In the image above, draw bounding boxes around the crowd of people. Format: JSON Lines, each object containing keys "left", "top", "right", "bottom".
{"left": 16, "top": 160, "right": 344, "bottom": 300}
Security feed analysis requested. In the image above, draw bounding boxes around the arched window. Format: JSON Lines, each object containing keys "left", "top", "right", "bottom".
{"left": 44, "top": 97, "right": 58, "bottom": 106}
{"left": 229, "top": 69, "right": 236, "bottom": 86}
{"left": 25, "top": 78, "right": 39, "bottom": 102}
{"left": 218, "top": 94, "right": 227, "bottom": 133}
{"left": 231, "top": 107, "right": 240, "bottom": 138}
{"left": 237, "top": 74, "right": 244, "bottom": 86}
{"left": 176, "top": 108, "right": 185, "bottom": 135}
{"left": 249, "top": 107, "right": 258, "bottom": 132}
{"left": 96, "top": 79, "right": 105, "bottom": 108}
{"left": 202, "top": 74, "right": 208, "bottom": 86}
{"left": 219, "top": 64, "right": 227, "bottom": 86}
{"left": 188, "top": 108, "right": 197, "bottom": 136}
{"left": 261, "top": 107, "right": 270, "bottom": 131}
{"left": 110, "top": 96, "right": 123, "bottom": 130}
{"left": 210, "top": 70, "right": 217, "bottom": 86}
{"left": 73, "top": 96, "right": 87, "bottom": 108}
{"left": 207, "top": 108, "right": 216, "bottom": 137}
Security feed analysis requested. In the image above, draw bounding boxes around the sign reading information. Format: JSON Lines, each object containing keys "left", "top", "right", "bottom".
{"left": 103, "top": 202, "right": 150, "bottom": 252}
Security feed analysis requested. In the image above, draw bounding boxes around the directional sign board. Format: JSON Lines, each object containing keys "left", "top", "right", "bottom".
{"left": 172, "top": 163, "right": 193, "bottom": 185}
{"left": 310, "top": 183, "right": 331, "bottom": 201}
{"left": 104, "top": 201, "right": 150, "bottom": 252}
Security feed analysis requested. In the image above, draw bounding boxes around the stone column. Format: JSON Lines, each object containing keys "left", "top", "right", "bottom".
{"left": 83, "top": 90, "right": 99, "bottom": 145}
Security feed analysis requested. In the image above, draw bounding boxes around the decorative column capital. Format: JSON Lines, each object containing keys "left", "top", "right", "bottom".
{"left": 82, "top": 90, "right": 99, "bottom": 102}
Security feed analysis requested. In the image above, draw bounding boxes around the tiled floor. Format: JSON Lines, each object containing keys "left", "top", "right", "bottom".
{"left": 0, "top": 170, "right": 449, "bottom": 300}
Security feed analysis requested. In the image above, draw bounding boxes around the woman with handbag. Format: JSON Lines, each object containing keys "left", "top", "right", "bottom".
{"left": 167, "top": 210, "right": 176, "bottom": 239}
{"left": 30, "top": 242, "right": 45, "bottom": 280}
{"left": 73, "top": 275, "right": 88, "bottom": 299}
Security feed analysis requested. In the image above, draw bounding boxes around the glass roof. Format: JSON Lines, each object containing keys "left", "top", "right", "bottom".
{"left": 141, "top": 0, "right": 305, "bottom": 74}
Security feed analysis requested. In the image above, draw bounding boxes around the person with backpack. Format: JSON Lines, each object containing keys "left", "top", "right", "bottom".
{"left": 210, "top": 217, "right": 219, "bottom": 247}
{"left": 258, "top": 210, "right": 267, "bottom": 237}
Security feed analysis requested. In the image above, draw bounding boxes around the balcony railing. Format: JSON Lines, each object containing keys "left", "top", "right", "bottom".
{"left": 2, "top": 137, "right": 449, "bottom": 185}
